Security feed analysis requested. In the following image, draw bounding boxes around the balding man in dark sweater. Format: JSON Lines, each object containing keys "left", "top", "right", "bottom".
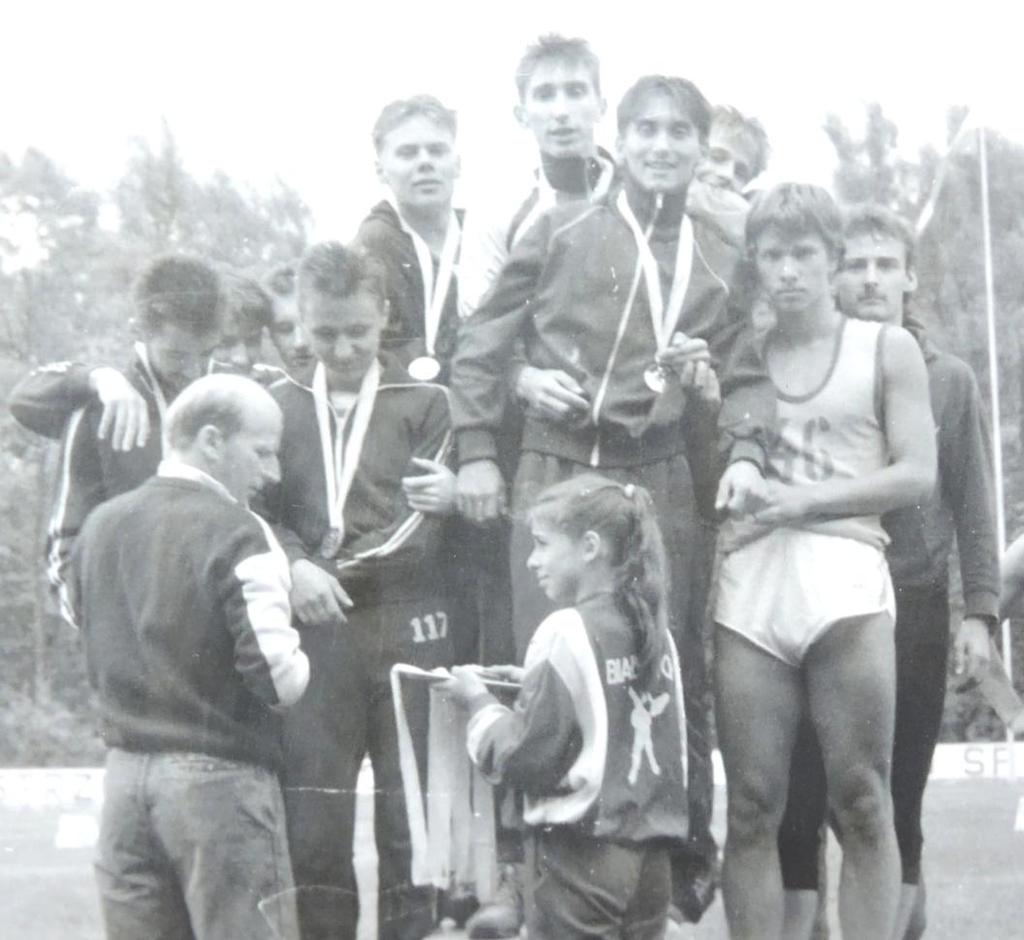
{"left": 69, "top": 373, "right": 309, "bottom": 940}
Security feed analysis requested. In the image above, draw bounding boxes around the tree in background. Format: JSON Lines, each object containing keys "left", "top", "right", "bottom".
{"left": 826, "top": 103, "right": 1024, "bottom": 741}
{"left": 0, "top": 130, "right": 311, "bottom": 764}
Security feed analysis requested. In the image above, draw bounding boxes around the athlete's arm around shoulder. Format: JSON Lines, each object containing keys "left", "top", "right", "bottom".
{"left": 10, "top": 360, "right": 150, "bottom": 450}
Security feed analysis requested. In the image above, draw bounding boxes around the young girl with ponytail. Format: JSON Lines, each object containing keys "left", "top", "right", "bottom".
{"left": 443, "top": 474, "right": 689, "bottom": 939}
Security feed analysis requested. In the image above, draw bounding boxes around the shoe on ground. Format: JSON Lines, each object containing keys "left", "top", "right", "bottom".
{"left": 466, "top": 864, "right": 523, "bottom": 938}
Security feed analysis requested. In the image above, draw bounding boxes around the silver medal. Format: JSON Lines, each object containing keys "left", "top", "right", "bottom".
{"left": 644, "top": 364, "right": 667, "bottom": 394}
{"left": 408, "top": 356, "right": 441, "bottom": 382}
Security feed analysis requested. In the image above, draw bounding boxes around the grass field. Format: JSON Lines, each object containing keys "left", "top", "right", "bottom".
{"left": 2, "top": 769, "right": 1023, "bottom": 939}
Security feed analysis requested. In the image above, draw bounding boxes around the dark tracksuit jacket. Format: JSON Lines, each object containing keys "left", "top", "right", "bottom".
{"left": 353, "top": 201, "right": 464, "bottom": 383}
{"left": 466, "top": 594, "right": 687, "bottom": 931}
{"left": 448, "top": 179, "right": 772, "bottom": 861}
{"left": 253, "top": 356, "right": 455, "bottom": 938}
{"left": 448, "top": 179, "right": 771, "bottom": 475}
{"left": 10, "top": 356, "right": 168, "bottom": 624}
{"left": 885, "top": 316, "right": 999, "bottom": 627}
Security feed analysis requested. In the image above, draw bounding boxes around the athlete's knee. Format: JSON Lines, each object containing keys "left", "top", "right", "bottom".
{"left": 830, "top": 765, "right": 893, "bottom": 846}
{"left": 727, "top": 777, "right": 785, "bottom": 847}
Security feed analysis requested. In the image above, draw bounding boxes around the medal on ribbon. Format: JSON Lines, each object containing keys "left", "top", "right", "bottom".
{"left": 389, "top": 200, "right": 460, "bottom": 383}
{"left": 312, "top": 360, "right": 382, "bottom": 562}
{"left": 616, "top": 191, "right": 695, "bottom": 397}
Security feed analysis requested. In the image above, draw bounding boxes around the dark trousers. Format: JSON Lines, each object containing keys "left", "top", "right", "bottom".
{"left": 525, "top": 827, "right": 671, "bottom": 940}
{"left": 778, "top": 585, "right": 950, "bottom": 888}
{"left": 281, "top": 596, "right": 454, "bottom": 940}
{"left": 509, "top": 451, "right": 716, "bottom": 865}
{"left": 445, "top": 514, "right": 516, "bottom": 667}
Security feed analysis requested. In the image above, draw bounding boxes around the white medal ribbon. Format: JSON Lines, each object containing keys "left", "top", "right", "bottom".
{"left": 615, "top": 190, "right": 695, "bottom": 358}
{"left": 390, "top": 200, "right": 461, "bottom": 359}
{"left": 134, "top": 341, "right": 168, "bottom": 455}
{"left": 312, "top": 359, "right": 381, "bottom": 541}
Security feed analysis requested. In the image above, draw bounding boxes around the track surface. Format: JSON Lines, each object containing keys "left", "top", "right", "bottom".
{"left": 2, "top": 773, "right": 1022, "bottom": 939}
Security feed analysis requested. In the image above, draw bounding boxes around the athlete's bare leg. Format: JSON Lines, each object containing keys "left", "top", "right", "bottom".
{"left": 805, "top": 611, "right": 900, "bottom": 940}
{"left": 715, "top": 627, "right": 803, "bottom": 940}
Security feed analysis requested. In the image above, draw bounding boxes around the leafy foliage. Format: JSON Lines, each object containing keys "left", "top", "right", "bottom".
{"left": 827, "top": 103, "right": 1024, "bottom": 740}
{"left": 0, "top": 127, "right": 310, "bottom": 765}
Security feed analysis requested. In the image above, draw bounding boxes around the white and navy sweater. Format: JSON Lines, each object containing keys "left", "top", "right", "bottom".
{"left": 466, "top": 593, "right": 689, "bottom": 843}
{"left": 69, "top": 463, "right": 309, "bottom": 771}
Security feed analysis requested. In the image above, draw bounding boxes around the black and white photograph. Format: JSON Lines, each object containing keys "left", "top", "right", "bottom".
{"left": 1, "top": 2, "right": 1022, "bottom": 938}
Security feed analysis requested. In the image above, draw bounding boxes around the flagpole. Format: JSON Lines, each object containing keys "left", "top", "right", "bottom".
{"left": 978, "top": 126, "right": 1015, "bottom": 766}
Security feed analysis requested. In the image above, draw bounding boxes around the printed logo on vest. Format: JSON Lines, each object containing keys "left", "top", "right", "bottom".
{"left": 627, "top": 688, "right": 671, "bottom": 786}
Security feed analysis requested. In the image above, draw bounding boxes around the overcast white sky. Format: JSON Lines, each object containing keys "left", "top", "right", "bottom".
{"left": 3, "top": 1, "right": 1020, "bottom": 239}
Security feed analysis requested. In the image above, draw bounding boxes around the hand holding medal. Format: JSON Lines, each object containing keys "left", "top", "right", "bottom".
{"left": 656, "top": 332, "right": 718, "bottom": 401}
{"left": 616, "top": 191, "right": 695, "bottom": 399}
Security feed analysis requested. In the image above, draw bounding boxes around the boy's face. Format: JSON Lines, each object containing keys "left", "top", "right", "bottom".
{"left": 837, "top": 233, "right": 916, "bottom": 326}
{"left": 376, "top": 115, "right": 459, "bottom": 214}
{"left": 145, "top": 322, "right": 217, "bottom": 394}
{"left": 698, "top": 125, "right": 759, "bottom": 193}
{"left": 617, "top": 93, "right": 703, "bottom": 196}
{"left": 515, "top": 60, "right": 605, "bottom": 159}
{"left": 269, "top": 295, "right": 315, "bottom": 384}
{"left": 302, "top": 288, "right": 385, "bottom": 392}
{"left": 755, "top": 228, "right": 837, "bottom": 319}
{"left": 211, "top": 316, "right": 264, "bottom": 377}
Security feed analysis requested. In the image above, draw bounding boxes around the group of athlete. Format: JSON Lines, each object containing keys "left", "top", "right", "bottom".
{"left": 10, "top": 30, "right": 1006, "bottom": 940}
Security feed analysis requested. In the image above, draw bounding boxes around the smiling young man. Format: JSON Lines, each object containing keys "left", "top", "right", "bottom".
{"left": 255, "top": 242, "right": 457, "bottom": 940}
{"left": 686, "top": 105, "right": 770, "bottom": 248}
{"left": 450, "top": 74, "right": 773, "bottom": 928}
{"left": 713, "top": 186, "right": 936, "bottom": 940}
{"left": 776, "top": 204, "right": 998, "bottom": 940}
{"left": 354, "top": 95, "right": 463, "bottom": 382}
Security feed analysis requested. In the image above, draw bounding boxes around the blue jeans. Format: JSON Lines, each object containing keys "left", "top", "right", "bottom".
{"left": 96, "top": 748, "right": 299, "bottom": 940}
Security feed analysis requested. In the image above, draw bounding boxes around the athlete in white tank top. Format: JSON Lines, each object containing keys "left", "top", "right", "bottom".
{"left": 727, "top": 316, "right": 890, "bottom": 550}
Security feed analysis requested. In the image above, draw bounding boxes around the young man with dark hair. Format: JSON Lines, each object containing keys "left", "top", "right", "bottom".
{"left": 713, "top": 185, "right": 936, "bottom": 940}
{"left": 777, "top": 204, "right": 998, "bottom": 940}
{"left": 457, "top": 34, "right": 613, "bottom": 322}
{"left": 450, "top": 73, "right": 773, "bottom": 931}
{"left": 11, "top": 267, "right": 284, "bottom": 463}
{"left": 454, "top": 41, "right": 614, "bottom": 933}
{"left": 257, "top": 241, "right": 457, "bottom": 940}
{"left": 9, "top": 255, "right": 223, "bottom": 622}
{"left": 69, "top": 372, "right": 308, "bottom": 940}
